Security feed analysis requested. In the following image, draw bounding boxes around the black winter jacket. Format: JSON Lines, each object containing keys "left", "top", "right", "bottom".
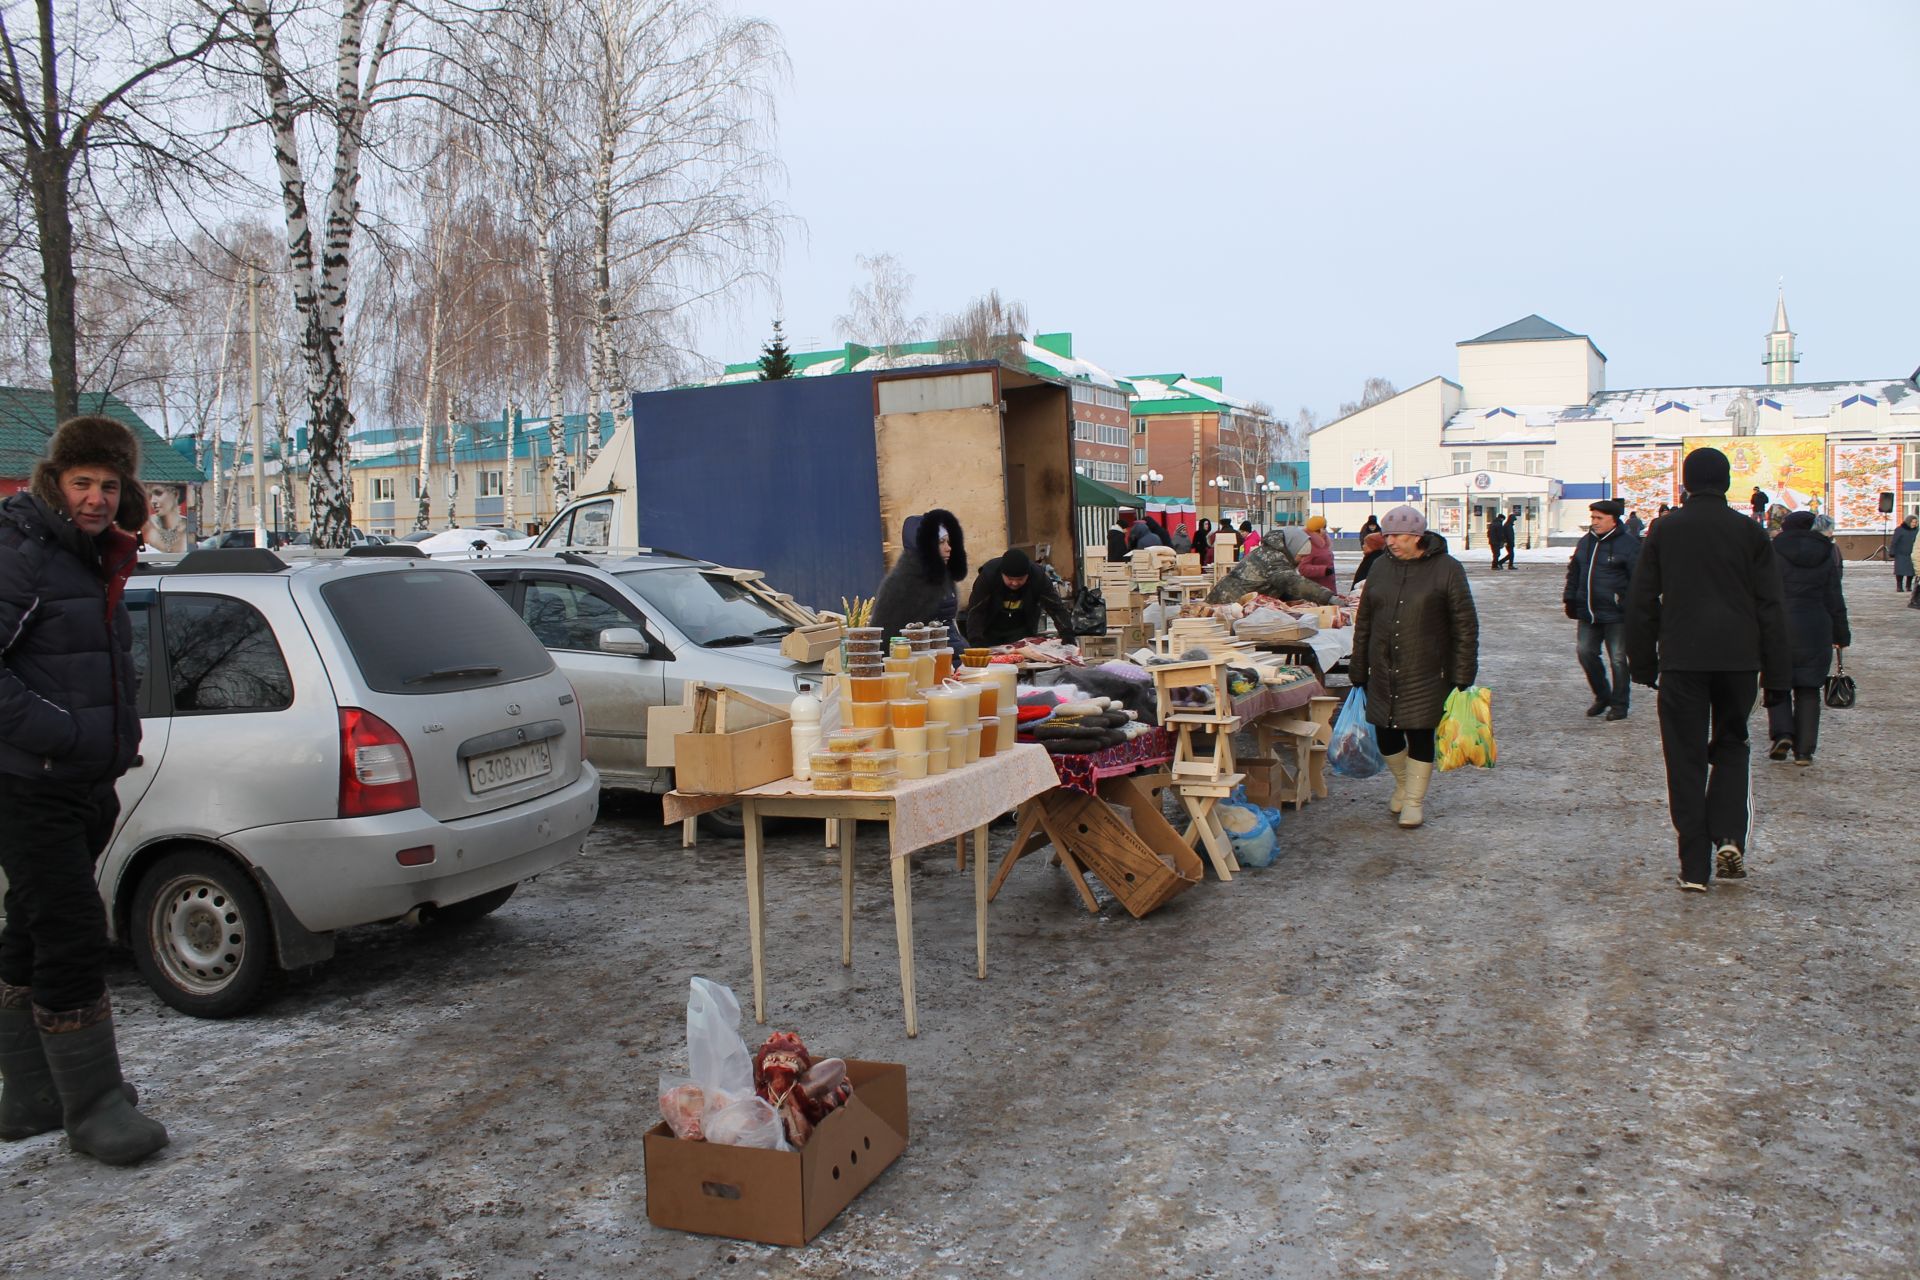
{"left": 1771, "top": 528, "right": 1850, "bottom": 687}
{"left": 1564, "top": 525, "right": 1641, "bottom": 624}
{"left": 963, "top": 556, "right": 1075, "bottom": 646}
{"left": 0, "top": 493, "right": 142, "bottom": 783}
{"left": 1625, "top": 493, "right": 1790, "bottom": 689}
{"left": 1349, "top": 533, "right": 1478, "bottom": 730}
{"left": 870, "top": 509, "right": 967, "bottom": 650}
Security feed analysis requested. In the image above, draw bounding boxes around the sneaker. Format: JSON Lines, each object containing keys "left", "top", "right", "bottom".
{"left": 1604, "top": 706, "right": 1629, "bottom": 721}
{"left": 1586, "top": 700, "right": 1609, "bottom": 717}
{"left": 1768, "top": 738, "right": 1793, "bottom": 762}
{"left": 1794, "top": 754, "right": 1813, "bottom": 767}
{"left": 1714, "top": 842, "right": 1746, "bottom": 880}
{"left": 1676, "top": 877, "right": 1708, "bottom": 893}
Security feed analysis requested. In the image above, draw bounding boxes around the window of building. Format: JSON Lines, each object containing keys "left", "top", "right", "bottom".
{"left": 1524, "top": 450, "right": 1545, "bottom": 476}
{"left": 1132, "top": 447, "right": 1146, "bottom": 466}
{"left": 1092, "top": 460, "right": 1129, "bottom": 485}
{"left": 1486, "top": 451, "right": 1508, "bottom": 472}
{"left": 480, "top": 470, "right": 504, "bottom": 497}
{"left": 1135, "top": 475, "right": 1150, "bottom": 495}
{"left": 414, "top": 473, "right": 429, "bottom": 498}
{"left": 371, "top": 477, "right": 395, "bottom": 502}
{"left": 1098, "top": 423, "right": 1127, "bottom": 447}
{"left": 163, "top": 594, "right": 294, "bottom": 714}
{"left": 1452, "top": 453, "right": 1472, "bottom": 474}
{"left": 521, "top": 468, "right": 537, "bottom": 497}
{"left": 1074, "top": 420, "right": 1097, "bottom": 442}
{"left": 1133, "top": 417, "right": 1147, "bottom": 434}
{"left": 1901, "top": 444, "right": 1920, "bottom": 483}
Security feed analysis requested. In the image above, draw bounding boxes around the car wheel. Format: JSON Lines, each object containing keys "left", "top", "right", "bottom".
{"left": 426, "top": 883, "right": 517, "bottom": 927}
{"left": 698, "top": 804, "right": 746, "bottom": 839}
{"left": 131, "top": 850, "right": 274, "bottom": 1019}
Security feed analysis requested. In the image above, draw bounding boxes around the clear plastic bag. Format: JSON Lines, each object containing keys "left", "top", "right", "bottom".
{"left": 1217, "top": 787, "right": 1283, "bottom": 868}
{"left": 703, "top": 1095, "right": 791, "bottom": 1150}
{"left": 1329, "top": 687, "right": 1385, "bottom": 778}
{"left": 684, "top": 977, "right": 757, "bottom": 1143}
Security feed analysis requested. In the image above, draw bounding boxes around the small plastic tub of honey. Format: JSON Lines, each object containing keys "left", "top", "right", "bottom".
{"left": 825, "top": 728, "right": 880, "bottom": 752}
{"left": 946, "top": 727, "right": 969, "bottom": 765}
{"left": 883, "top": 671, "right": 912, "bottom": 700}
{"left": 892, "top": 725, "right": 928, "bottom": 753}
{"left": 926, "top": 743, "right": 949, "bottom": 775}
{"left": 969, "top": 680, "right": 999, "bottom": 718}
{"left": 850, "top": 749, "right": 899, "bottom": 774}
{"left": 849, "top": 701, "right": 890, "bottom": 730}
{"left": 889, "top": 637, "right": 912, "bottom": 660}
{"left": 849, "top": 771, "right": 897, "bottom": 792}
{"left": 809, "top": 751, "right": 851, "bottom": 775}
{"left": 812, "top": 772, "right": 851, "bottom": 792}
{"left": 933, "top": 651, "right": 954, "bottom": 681}
{"left": 849, "top": 675, "right": 887, "bottom": 703}
{"left": 897, "top": 752, "right": 928, "bottom": 780}
{"left": 978, "top": 715, "right": 999, "bottom": 758}
{"left": 890, "top": 698, "right": 927, "bottom": 728}
{"left": 963, "top": 724, "right": 982, "bottom": 763}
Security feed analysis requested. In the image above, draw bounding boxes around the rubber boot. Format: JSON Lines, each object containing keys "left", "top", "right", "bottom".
{"left": 1382, "top": 751, "right": 1409, "bottom": 815}
{"left": 1398, "top": 760, "right": 1434, "bottom": 829}
{"left": 36, "top": 996, "right": 168, "bottom": 1166}
{"left": 0, "top": 983, "right": 59, "bottom": 1140}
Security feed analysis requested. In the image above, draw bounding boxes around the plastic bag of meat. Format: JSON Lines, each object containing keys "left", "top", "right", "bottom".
{"left": 657, "top": 1077, "right": 707, "bottom": 1140}
{"left": 704, "top": 1096, "right": 791, "bottom": 1151}
{"left": 685, "top": 976, "right": 755, "bottom": 1138}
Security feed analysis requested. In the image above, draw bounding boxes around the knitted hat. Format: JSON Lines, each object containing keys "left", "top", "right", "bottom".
{"left": 1681, "top": 447, "right": 1731, "bottom": 496}
{"left": 1589, "top": 498, "right": 1625, "bottom": 518}
{"left": 1380, "top": 504, "right": 1426, "bottom": 535}
{"left": 31, "top": 414, "right": 141, "bottom": 513}
{"left": 1304, "top": 515, "right": 1327, "bottom": 533}
{"left": 1782, "top": 509, "right": 1815, "bottom": 531}
{"left": 998, "top": 548, "right": 1031, "bottom": 578}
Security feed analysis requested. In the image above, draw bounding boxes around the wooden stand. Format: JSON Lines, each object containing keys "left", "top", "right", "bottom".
{"left": 1151, "top": 658, "right": 1244, "bottom": 880}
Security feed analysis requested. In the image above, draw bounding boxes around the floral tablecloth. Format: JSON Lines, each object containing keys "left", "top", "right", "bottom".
{"left": 1020, "top": 727, "right": 1173, "bottom": 796}
{"left": 1232, "top": 673, "right": 1324, "bottom": 720}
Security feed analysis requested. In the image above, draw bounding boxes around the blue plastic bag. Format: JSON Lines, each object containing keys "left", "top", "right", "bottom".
{"left": 1329, "top": 687, "right": 1385, "bottom": 778}
{"left": 1218, "top": 786, "right": 1284, "bottom": 868}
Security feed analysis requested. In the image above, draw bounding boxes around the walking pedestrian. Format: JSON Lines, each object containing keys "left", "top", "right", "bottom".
{"left": 1626, "top": 447, "right": 1791, "bottom": 891}
{"left": 1750, "top": 486, "right": 1769, "bottom": 522}
{"left": 1564, "top": 498, "right": 1641, "bottom": 721}
{"left": 1348, "top": 504, "right": 1478, "bottom": 829}
{"left": 871, "top": 508, "right": 969, "bottom": 652}
{"left": 0, "top": 415, "right": 169, "bottom": 1166}
{"left": 1352, "top": 531, "right": 1386, "bottom": 587}
{"left": 1765, "top": 510, "right": 1850, "bottom": 766}
{"left": 1299, "top": 516, "right": 1336, "bottom": 593}
{"left": 1486, "top": 514, "right": 1507, "bottom": 570}
{"left": 1358, "top": 513, "right": 1381, "bottom": 539}
{"left": 1626, "top": 509, "right": 1646, "bottom": 538}
{"left": 1890, "top": 515, "right": 1916, "bottom": 593}
{"left": 1495, "top": 510, "right": 1518, "bottom": 569}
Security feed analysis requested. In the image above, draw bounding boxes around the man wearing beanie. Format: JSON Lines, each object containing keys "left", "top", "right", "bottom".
{"left": 0, "top": 416, "right": 168, "bottom": 1165}
{"left": 963, "top": 546, "right": 1076, "bottom": 647}
{"left": 1563, "top": 498, "right": 1640, "bottom": 721}
{"left": 1626, "top": 447, "right": 1790, "bottom": 891}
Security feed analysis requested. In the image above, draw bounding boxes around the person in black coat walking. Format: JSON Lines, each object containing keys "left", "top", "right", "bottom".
{"left": 1486, "top": 514, "right": 1508, "bottom": 570}
{"left": 1627, "top": 447, "right": 1791, "bottom": 890}
{"left": 1563, "top": 498, "right": 1641, "bottom": 720}
{"left": 0, "top": 416, "right": 169, "bottom": 1166}
{"left": 1890, "top": 515, "right": 1916, "bottom": 593}
{"left": 1766, "top": 511, "right": 1850, "bottom": 764}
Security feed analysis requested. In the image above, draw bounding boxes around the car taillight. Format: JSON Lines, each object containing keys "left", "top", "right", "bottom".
{"left": 338, "top": 707, "right": 419, "bottom": 818}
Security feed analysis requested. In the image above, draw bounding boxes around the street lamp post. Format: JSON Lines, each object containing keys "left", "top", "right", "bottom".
{"left": 268, "top": 484, "right": 280, "bottom": 547}
{"left": 1144, "top": 468, "right": 1164, "bottom": 496}
{"left": 1206, "top": 474, "right": 1230, "bottom": 521}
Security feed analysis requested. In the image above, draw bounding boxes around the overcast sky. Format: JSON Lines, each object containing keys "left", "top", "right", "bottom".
{"left": 697, "top": 0, "right": 1920, "bottom": 420}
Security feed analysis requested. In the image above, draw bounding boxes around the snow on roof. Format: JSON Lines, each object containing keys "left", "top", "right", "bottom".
{"left": 1441, "top": 405, "right": 1568, "bottom": 441}
{"left": 1567, "top": 378, "right": 1918, "bottom": 425}
{"left": 1017, "top": 340, "right": 1127, "bottom": 389}
{"left": 1124, "top": 373, "right": 1259, "bottom": 412}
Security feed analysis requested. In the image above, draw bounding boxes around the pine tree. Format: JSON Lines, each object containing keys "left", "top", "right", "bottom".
{"left": 758, "top": 320, "right": 796, "bottom": 379}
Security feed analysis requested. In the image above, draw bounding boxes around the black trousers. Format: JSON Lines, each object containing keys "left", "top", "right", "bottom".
{"left": 0, "top": 773, "right": 118, "bottom": 1011}
{"left": 1577, "top": 620, "right": 1630, "bottom": 710}
{"left": 1495, "top": 539, "right": 1515, "bottom": 568}
{"left": 1655, "top": 670, "right": 1756, "bottom": 882}
{"left": 1376, "top": 725, "right": 1436, "bottom": 764}
{"left": 1766, "top": 686, "right": 1823, "bottom": 758}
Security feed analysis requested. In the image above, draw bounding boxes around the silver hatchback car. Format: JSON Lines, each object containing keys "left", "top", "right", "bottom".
{"left": 2, "top": 548, "right": 600, "bottom": 1017}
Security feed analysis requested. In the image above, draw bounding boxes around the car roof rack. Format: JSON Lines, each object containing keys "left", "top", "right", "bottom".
{"left": 174, "top": 548, "right": 289, "bottom": 574}
{"left": 344, "top": 544, "right": 428, "bottom": 559}
{"left": 555, "top": 546, "right": 696, "bottom": 566}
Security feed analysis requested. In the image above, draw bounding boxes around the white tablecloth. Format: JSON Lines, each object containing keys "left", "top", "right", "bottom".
{"left": 1306, "top": 625, "right": 1354, "bottom": 672}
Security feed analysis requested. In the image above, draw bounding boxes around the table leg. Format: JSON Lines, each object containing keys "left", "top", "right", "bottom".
{"left": 840, "top": 817, "right": 857, "bottom": 968}
{"left": 825, "top": 817, "right": 838, "bottom": 848}
{"left": 955, "top": 835, "right": 967, "bottom": 871}
{"left": 681, "top": 817, "right": 697, "bottom": 849}
{"left": 1182, "top": 794, "right": 1238, "bottom": 882}
{"left": 743, "top": 798, "right": 768, "bottom": 1024}
{"left": 889, "top": 851, "right": 918, "bottom": 1038}
{"left": 973, "top": 823, "right": 989, "bottom": 979}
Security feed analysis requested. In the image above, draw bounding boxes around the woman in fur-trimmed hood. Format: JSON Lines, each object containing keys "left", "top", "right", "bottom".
{"left": 870, "top": 508, "right": 968, "bottom": 651}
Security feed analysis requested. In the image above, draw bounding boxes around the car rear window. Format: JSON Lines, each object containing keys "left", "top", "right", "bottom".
{"left": 320, "top": 568, "right": 554, "bottom": 695}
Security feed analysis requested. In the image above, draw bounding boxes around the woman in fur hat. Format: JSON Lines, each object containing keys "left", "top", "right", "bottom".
{"left": 870, "top": 508, "right": 968, "bottom": 652}
{"left": 0, "top": 415, "right": 168, "bottom": 1166}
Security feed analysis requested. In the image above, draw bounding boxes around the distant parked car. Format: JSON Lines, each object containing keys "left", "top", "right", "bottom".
{"left": 0, "top": 549, "right": 600, "bottom": 1016}
{"left": 198, "top": 529, "right": 287, "bottom": 550}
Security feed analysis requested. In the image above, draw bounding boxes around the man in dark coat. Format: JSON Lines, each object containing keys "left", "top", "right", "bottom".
{"left": 1349, "top": 505, "right": 1478, "bottom": 829}
{"left": 1890, "top": 515, "right": 1916, "bottom": 593}
{"left": 1206, "top": 527, "right": 1338, "bottom": 605}
{"left": 1749, "top": 486, "right": 1769, "bottom": 522}
{"left": 1766, "top": 510, "right": 1850, "bottom": 764}
{"left": 1564, "top": 498, "right": 1641, "bottom": 720}
{"left": 1486, "top": 514, "right": 1507, "bottom": 570}
{"left": 963, "top": 548, "right": 1075, "bottom": 647}
{"left": 870, "top": 508, "right": 967, "bottom": 652}
{"left": 0, "top": 415, "right": 169, "bottom": 1165}
{"left": 1627, "top": 447, "right": 1791, "bottom": 890}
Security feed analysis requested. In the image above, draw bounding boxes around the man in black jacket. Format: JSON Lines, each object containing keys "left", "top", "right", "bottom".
{"left": 1564, "top": 498, "right": 1641, "bottom": 721}
{"left": 0, "top": 416, "right": 169, "bottom": 1165}
{"left": 963, "top": 548, "right": 1076, "bottom": 647}
{"left": 1627, "top": 447, "right": 1791, "bottom": 890}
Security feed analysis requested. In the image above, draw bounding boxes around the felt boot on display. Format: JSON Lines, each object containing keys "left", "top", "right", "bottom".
{"left": 1398, "top": 760, "right": 1434, "bottom": 829}
{"left": 0, "top": 984, "right": 59, "bottom": 1140}
{"left": 36, "top": 997, "right": 168, "bottom": 1166}
{"left": 1382, "top": 751, "right": 1409, "bottom": 815}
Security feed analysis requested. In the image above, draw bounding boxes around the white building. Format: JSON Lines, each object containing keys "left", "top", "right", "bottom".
{"left": 1309, "top": 304, "right": 1920, "bottom": 549}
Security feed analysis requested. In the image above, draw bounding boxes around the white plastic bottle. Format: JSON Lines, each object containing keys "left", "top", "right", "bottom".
{"left": 789, "top": 691, "right": 823, "bottom": 780}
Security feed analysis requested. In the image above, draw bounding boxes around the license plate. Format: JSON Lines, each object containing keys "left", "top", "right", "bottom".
{"left": 467, "top": 740, "right": 553, "bottom": 794}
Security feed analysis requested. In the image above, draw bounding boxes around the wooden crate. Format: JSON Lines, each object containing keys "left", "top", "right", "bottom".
{"left": 780, "top": 621, "right": 843, "bottom": 663}
{"left": 671, "top": 686, "right": 792, "bottom": 794}
{"left": 1078, "top": 632, "right": 1122, "bottom": 661}
{"left": 1048, "top": 788, "right": 1202, "bottom": 918}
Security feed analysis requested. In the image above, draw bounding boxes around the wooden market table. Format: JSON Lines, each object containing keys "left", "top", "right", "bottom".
{"left": 665, "top": 743, "right": 1057, "bottom": 1039}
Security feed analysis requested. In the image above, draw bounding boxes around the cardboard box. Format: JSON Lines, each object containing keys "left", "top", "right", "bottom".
{"left": 645, "top": 1060, "right": 909, "bottom": 1246}
{"left": 1241, "top": 760, "right": 1288, "bottom": 806}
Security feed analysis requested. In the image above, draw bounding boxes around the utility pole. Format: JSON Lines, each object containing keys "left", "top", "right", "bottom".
{"left": 250, "top": 264, "right": 267, "bottom": 549}
{"left": 504, "top": 400, "right": 517, "bottom": 531}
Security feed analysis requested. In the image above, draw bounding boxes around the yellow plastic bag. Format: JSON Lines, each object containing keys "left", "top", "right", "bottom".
{"left": 1435, "top": 685, "right": 1496, "bottom": 771}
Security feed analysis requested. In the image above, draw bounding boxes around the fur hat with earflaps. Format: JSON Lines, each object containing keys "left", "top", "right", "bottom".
{"left": 30, "top": 415, "right": 145, "bottom": 529}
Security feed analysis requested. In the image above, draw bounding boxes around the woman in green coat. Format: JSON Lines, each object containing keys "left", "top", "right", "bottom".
{"left": 1349, "top": 505, "right": 1479, "bottom": 828}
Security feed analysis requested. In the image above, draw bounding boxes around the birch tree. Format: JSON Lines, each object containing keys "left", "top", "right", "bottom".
{"left": 0, "top": 0, "right": 246, "bottom": 416}
{"left": 836, "top": 252, "right": 924, "bottom": 361}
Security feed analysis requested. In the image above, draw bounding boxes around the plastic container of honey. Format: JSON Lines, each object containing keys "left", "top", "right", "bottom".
{"left": 809, "top": 751, "right": 851, "bottom": 775}
{"left": 882, "top": 671, "right": 912, "bottom": 700}
{"left": 850, "top": 771, "right": 897, "bottom": 792}
{"left": 889, "top": 637, "right": 912, "bottom": 660}
{"left": 925, "top": 687, "right": 968, "bottom": 728}
{"left": 897, "top": 752, "right": 928, "bottom": 780}
{"left": 927, "top": 743, "right": 950, "bottom": 775}
{"left": 946, "top": 727, "right": 969, "bottom": 765}
{"left": 812, "top": 772, "right": 851, "bottom": 792}
{"left": 999, "top": 709, "right": 1019, "bottom": 746}
{"left": 849, "top": 675, "right": 887, "bottom": 703}
{"left": 892, "top": 725, "right": 928, "bottom": 753}
{"left": 825, "top": 728, "right": 880, "bottom": 753}
{"left": 850, "top": 749, "right": 899, "bottom": 774}
{"left": 849, "top": 700, "right": 890, "bottom": 730}
{"left": 933, "top": 651, "right": 954, "bottom": 682}
{"left": 967, "top": 679, "right": 999, "bottom": 718}
{"left": 978, "top": 715, "right": 999, "bottom": 758}
{"left": 890, "top": 699, "right": 927, "bottom": 729}
{"left": 963, "top": 723, "right": 982, "bottom": 763}
{"left": 910, "top": 654, "right": 935, "bottom": 688}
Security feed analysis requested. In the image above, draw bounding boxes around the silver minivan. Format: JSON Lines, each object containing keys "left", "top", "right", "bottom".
{"left": 3, "top": 549, "right": 601, "bottom": 1017}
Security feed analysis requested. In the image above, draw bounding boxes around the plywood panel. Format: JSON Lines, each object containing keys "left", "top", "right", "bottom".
{"left": 874, "top": 406, "right": 1008, "bottom": 569}
{"left": 1002, "top": 385, "right": 1077, "bottom": 586}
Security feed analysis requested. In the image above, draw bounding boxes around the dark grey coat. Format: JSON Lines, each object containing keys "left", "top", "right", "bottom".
{"left": 1772, "top": 528, "right": 1850, "bottom": 687}
{"left": 870, "top": 509, "right": 967, "bottom": 650}
{"left": 1349, "top": 533, "right": 1478, "bottom": 730}
{"left": 1892, "top": 521, "right": 1916, "bottom": 578}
